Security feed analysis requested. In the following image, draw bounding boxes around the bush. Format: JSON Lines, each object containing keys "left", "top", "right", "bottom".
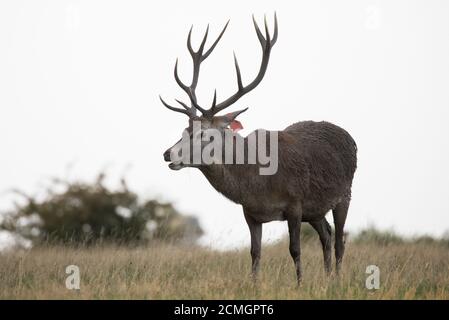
{"left": 351, "top": 227, "right": 405, "bottom": 246}
{"left": 351, "top": 226, "right": 449, "bottom": 247}
{"left": 0, "top": 173, "right": 203, "bottom": 246}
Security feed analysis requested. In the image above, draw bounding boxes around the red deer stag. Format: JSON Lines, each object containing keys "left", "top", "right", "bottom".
{"left": 160, "top": 14, "right": 357, "bottom": 283}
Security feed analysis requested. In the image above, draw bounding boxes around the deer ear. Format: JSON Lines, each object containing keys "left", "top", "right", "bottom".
{"left": 229, "top": 120, "right": 243, "bottom": 132}
{"left": 223, "top": 108, "right": 248, "bottom": 122}
{"left": 217, "top": 108, "right": 248, "bottom": 131}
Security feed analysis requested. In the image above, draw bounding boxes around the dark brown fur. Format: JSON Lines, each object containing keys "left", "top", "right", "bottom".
{"left": 198, "top": 120, "right": 357, "bottom": 281}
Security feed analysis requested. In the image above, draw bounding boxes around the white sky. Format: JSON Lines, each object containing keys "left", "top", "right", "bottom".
{"left": 1, "top": 0, "right": 448, "bottom": 249}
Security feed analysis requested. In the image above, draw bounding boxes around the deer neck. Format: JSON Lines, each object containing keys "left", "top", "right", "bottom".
{"left": 198, "top": 134, "right": 251, "bottom": 204}
{"left": 199, "top": 164, "right": 248, "bottom": 204}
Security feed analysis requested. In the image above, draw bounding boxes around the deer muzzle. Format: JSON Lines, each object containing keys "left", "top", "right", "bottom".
{"left": 163, "top": 148, "right": 184, "bottom": 170}
{"left": 163, "top": 149, "right": 171, "bottom": 162}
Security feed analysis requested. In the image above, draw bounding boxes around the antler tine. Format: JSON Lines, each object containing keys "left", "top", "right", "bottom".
{"left": 175, "top": 99, "right": 191, "bottom": 110}
{"left": 187, "top": 26, "right": 195, "bottom": 56}
{"left": 264, "top": 14, "right": 271, "bottom": 46}
{"left": 197, "top": 24, "right": 209, "bottom": 56}
{"left": 272, "top": 12, "right": 278, "bottom": 45}
{"left": 210, "top": 89, "right": 217, "bottom": 110}
{"left": 202, "top": 21, "right": 230, "bottom": 61}
{"left": 252, "top": 15, "right": 266, "bottom": 47}
{"left": 206, "top": 13, "right": 278, "bottom": 117}
{"left": 174, "top": 59, "right": 189, "bottom": 92}
{"left": 159, "top": 96, "right": 194, "bottom": 117}
{"left": 233, "top": 52, "right": 243, "bottom": 90}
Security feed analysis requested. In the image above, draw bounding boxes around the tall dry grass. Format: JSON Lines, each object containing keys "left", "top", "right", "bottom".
{"left": 1, "top": 240, "right": 448, "bottom": 299}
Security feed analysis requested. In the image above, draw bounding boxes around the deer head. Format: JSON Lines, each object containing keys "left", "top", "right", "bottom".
{"left": 161, "top": 14, "right": 278, "bottom": 170}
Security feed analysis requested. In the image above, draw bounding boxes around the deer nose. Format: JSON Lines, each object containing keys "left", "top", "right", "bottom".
{"left": 163, "top": 150, "right": 171, "bottom": 162}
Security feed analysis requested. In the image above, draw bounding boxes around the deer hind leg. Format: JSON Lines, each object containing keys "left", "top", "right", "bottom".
{"left": 243, "top": 209, "right": 262, "bottom": 281}
{"left": 286, "top": 208, "right": 303, "bottom": 285}
{"left": 332, "top": 199, "right": 350, "bottom": 274}
{"left": 309, "top": 218, "right": 332, "bottom": 275}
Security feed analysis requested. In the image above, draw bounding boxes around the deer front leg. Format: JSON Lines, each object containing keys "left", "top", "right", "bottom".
{"left": 244, "top": 209, "right": 262, "bottom": 281}
{"left": 287, "top": 210, "right": 303, "bottom": 285}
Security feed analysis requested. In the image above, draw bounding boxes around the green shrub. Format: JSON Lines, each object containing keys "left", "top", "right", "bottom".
{"left": 0, "top": 173, "right": 203, "bottom": 245}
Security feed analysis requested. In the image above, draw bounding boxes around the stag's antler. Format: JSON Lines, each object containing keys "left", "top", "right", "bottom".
{"left": 205, "top": 14, "right": 278, "bottom": 117}
{"left": 159, "top": 21, "right": 229, "bottom": 117}
{"left": 160, "top": 13, "right": 278, "bottom": 118}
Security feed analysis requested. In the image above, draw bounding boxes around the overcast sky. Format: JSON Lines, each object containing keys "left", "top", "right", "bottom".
{"left": 1, "top": 0, "right": 448, "bottom": 249}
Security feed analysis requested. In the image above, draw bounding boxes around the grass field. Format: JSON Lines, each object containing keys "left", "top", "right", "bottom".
{"left": 1, "top": 237, "right": 449, "bottom": 299}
